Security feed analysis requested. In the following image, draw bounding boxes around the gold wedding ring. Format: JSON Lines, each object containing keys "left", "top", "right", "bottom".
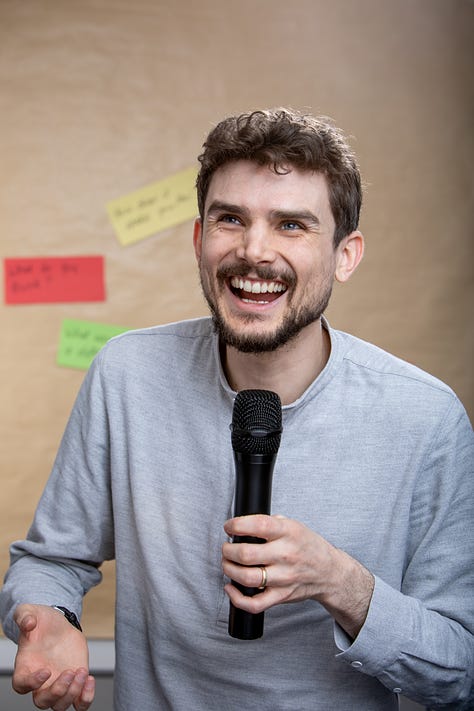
{"left": 258, "top": 565, "right": 267, "bottom": 590}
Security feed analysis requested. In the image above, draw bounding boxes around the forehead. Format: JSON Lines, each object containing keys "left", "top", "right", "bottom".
{"left": 205, "top": 160, "right": 332, "bottom": 216}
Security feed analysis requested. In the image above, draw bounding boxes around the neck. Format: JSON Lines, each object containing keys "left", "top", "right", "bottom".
{"left": 222, "top": 320, "right": 330, "bottom": 406}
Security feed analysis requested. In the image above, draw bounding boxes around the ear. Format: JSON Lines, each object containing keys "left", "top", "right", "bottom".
{"left": 193, "top": 218, "right": 203, "bottom": 263}
{"left": 334, "top": 230, "right": 364, "bottom": 283}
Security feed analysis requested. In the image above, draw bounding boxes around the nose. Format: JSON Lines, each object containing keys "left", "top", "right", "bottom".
{"left": 235, "top": 221, "right": 276, "bottom": 265}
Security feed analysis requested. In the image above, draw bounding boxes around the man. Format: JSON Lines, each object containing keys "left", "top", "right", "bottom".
{"left": 1, "top": 108, "right": 473, "bottom": 710}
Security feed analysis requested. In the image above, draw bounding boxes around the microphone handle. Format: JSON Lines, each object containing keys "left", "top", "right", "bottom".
{"left": 228, "top": 452, "right": 276, "bottom": 640}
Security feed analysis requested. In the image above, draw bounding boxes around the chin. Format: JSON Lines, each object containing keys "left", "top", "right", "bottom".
{"left": 212, "top": 315, "right": 303, "bottom": 354}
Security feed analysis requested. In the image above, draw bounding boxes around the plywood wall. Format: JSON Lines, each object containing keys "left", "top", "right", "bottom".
{"left": 1, "top": 0, "right": 472, "bottom": 638}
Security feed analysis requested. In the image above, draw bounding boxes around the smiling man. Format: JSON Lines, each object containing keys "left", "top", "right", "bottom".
{"left": 196, "top": 165, "right": 346, "bottom": 351}
{"left": 1, "top": 109, "right": 473, "bottom": 711}
{"left": 193, "top": 159, "right": 362, "bottom": 402}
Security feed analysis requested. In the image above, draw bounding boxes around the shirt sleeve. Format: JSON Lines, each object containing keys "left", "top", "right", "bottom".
{"left": 0, "top": 352, "right": 114, "bottom": 642}
{"left": 334, "top": 397, "right": 474, "bottom": 709}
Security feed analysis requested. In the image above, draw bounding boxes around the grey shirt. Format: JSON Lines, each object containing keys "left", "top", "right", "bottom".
{"left": 1, "top": 318, "right": 473, "bottom": 710}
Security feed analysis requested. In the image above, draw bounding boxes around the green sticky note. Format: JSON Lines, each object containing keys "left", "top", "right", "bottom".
{"left": 57, "top": 318, "right": 129, "bottom": 370}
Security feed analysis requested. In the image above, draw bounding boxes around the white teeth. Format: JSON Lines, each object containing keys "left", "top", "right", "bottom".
{"left": 230, "top": 276, "right": 286, "bottom": 294}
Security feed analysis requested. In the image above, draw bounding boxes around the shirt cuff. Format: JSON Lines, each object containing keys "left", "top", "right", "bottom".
{"left": 333, "top": 575, "right": 409, "bottom": 678}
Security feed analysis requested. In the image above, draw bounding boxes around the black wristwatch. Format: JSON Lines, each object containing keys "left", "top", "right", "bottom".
{"left": 52, "top": 605, "right": 83, "bottom": 632}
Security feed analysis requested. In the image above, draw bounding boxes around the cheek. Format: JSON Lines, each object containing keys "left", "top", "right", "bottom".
{"left": 199, "top": 236, "right": 222, "bottom": 263}
{"left": 201, "top": 244, "right": 234, "bottom": 279}
{"left": 292, "top": 260, "right": 333, "bottom": 297}
{"left": 200, "top": 253, "right": 218, "bottom": 282}
{"left": 198, "top": 252, "right": 220, "bottom": 293}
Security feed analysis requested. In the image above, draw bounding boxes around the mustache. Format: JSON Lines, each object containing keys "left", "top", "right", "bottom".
{"left": 216, "top": 263, "right": 296, "bottom": 288}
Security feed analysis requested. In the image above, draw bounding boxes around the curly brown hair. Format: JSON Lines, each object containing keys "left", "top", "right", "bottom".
{"left": 196, "top": 108, "right": 362, "bottom": 246}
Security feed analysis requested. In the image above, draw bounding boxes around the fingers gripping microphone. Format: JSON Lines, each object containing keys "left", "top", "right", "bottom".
{"left": 228, "top": 389, "right": 282, "bottom": 640}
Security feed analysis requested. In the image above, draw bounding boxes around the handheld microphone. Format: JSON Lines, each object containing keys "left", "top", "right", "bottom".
{"left": 228, "top": 389, "right": 282, "bottom": 640}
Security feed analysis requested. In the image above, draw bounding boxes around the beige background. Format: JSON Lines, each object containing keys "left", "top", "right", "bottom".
{"left": 0, "top": 0, "right": 472, "bottom": 638}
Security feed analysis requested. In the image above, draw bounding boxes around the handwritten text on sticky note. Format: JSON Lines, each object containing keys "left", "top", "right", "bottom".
{"left": 4, "top": 256, "right": 105, "bottom": 305}
{"left": 57, "top": 319, "right": 129, "bottom": 370}
{"left": 106, "top": 166, "right": 198, "bottom": 246}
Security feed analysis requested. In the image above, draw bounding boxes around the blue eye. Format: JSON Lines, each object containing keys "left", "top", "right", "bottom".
{"left": 220, "top": 214, "right": 241, "bottom": 225}
{"left": 282, "top": 221, "right": 303, "bottom": 231}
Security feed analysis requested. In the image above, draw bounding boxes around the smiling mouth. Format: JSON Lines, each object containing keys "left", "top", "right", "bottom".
{"left": 229, "top": 276, "right": 288, "bottom": 304}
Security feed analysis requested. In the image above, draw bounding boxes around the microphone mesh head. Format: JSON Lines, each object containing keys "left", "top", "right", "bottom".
{"left": 231, "top": 389, "right": 282, "bottom": 455}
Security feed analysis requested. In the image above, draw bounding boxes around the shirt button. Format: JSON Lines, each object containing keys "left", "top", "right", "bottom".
{"left": 351, "top": 661, "right": 363, "bottom": 668}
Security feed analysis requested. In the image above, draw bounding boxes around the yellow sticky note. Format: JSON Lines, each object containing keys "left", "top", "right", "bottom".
{"left": 106, "top": 166, "right": 198, "bottom": 246}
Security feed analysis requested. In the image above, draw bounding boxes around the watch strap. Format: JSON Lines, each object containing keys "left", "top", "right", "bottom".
{"left": 52, "top": 605, "right": 83, "bottom": 632}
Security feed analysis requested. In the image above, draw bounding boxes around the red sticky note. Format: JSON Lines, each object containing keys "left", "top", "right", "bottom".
{"left": 4, "top": 256, "right": 105, "bottom": 304}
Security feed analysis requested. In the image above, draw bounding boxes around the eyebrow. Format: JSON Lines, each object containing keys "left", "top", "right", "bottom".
{"left": 270, "top": 209, "right": 320, "bottom": 227}
{"left": 206, "top": 201, "right": 250, "bottom": 219}
{"left": 206, "top": 201, "right": 320, "bottom": 227}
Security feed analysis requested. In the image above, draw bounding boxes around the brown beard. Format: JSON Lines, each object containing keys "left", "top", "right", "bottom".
{"left": 199, "top": 263, "right": 333, "bottom": 354}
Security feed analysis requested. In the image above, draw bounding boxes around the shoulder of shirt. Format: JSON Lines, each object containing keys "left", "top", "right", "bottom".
{"left": 103, "top": 316, "right": 214, "bottom": 349}
{"left": 89, "top": 317, "right": 215, "bottom": 374}
{"left": 331, "top": 326, "right": 457, "bottom": 399}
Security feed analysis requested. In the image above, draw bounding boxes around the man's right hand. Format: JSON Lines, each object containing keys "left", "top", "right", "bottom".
{"left": 12, "top": 603, "right": 95, "bottom": 710}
